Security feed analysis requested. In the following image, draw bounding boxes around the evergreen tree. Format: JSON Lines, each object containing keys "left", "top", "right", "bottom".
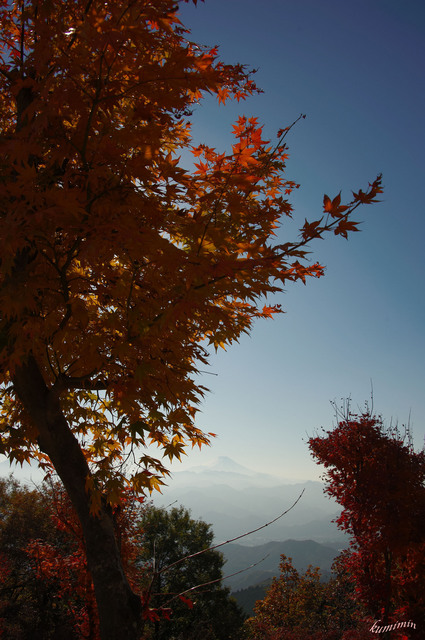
{"left": 139, "top": 505, "right": 245, "bottom": 640}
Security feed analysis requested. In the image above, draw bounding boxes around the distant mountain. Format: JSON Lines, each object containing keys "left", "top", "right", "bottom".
{"left": 221, "top": 539, "right": 342, "bottom": 591}
{"left": 231, "top": 581, "right": 271, "bottom": 616}
{"left": 188, "top": 456, "right": 259, "bottom": 476}
{"left": 162, "top": 456, "right": 288, "bottom": 490}
{"left": 153, "top": 457, "right": 346, "bottom": 546}
{"left": 227, "top": 539, "right": 345, "bottom": 615}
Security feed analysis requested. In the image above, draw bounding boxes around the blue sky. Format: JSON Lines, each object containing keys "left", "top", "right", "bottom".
{"left": 164, "top": 0, "right": 425, "bottom": 480}
{"left": 1, "top": 0, "right": 424, "bottom": 485}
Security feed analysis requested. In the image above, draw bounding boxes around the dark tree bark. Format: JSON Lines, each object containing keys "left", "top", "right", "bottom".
{"left": 6, "top": 72, "right": 144, "bottom": 640}
{"left": 12, "top": 356, "right": 143, "bottom": 640}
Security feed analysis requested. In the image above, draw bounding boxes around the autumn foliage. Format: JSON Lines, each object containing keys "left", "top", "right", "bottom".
{"left": 309, "top": 407, "right": 425, "bottom": 634}
{"left": 0, "top": 0, "right": 381, "bottom": 498}
{"left": 0, "top": 0, "right": 382, "bottom": 637}
{"left": 244, "top": 553, "right": 374, "bottom": 640}
{"left": 0, "top": 477, "right": 148, "bottom": 639}
{"left": 0, "top": 477, "right": 245, "bottom": 640}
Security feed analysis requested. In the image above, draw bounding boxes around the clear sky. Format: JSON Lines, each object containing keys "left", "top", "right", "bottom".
{"left": 1, "top": 0, "right": 424, "bottom": 485}
{"left": 163, "top": 0, "right": 425, "bottom": 481}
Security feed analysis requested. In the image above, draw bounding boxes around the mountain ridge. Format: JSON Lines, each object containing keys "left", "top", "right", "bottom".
{"left": 153, "top": 457, "right": 344, "bottom": 546}
{"left": 221, "top": 538, "right": 344, "bottom": 591}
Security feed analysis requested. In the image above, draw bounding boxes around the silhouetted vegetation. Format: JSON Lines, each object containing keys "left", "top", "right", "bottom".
{"left": 0, "top": 477, "right": 245, "bottom": 640}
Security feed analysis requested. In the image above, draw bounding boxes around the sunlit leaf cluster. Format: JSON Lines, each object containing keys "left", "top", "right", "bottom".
{"left": 0, "top": 0, "right": 381, "bottom": 504}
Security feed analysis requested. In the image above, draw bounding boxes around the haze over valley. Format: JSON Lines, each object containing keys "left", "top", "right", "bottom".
{"left": 153, "top": 457, "right": 347, "bottom": 594}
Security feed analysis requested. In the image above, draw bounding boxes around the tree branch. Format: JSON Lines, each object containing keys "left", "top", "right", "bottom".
{"left": 158, "top": 489, "right": 305, "bottom": 577}
{"left": 159, "top": 553, "right": 271, "bottom": 609}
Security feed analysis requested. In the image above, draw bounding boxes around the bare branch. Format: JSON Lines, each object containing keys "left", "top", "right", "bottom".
{"left": 159, "top": 490, "right": 305, "bottom": 577}
{"left": 159, "top": 553, "right": 271, "bottom": 610}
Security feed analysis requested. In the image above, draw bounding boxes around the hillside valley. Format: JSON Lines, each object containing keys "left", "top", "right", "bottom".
{"left": 152, "top": 457, "right": 348, "bottom": 594}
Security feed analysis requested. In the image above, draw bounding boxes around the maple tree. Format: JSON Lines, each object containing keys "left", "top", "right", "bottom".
{"left": 0, "top": 476, "right": 151, "bottom": 639}
{"left": 25, "top": 479, "right": 149, "bottom": 640}
{"left": 0, "top": 476, "right": 80, "bottom": 638}
{"left": 0, "top": 0, "right": 382, "bottom": 637}
{"left": 308, "top": 405, "right": 425, "bottom": 635}
{"left": 0, "top": 476, "right": 145, "bottom": 639}
{"left": 0, "top": 478, "right": 243, "bottom": 640}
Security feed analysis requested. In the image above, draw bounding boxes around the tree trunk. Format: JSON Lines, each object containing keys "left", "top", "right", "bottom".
{"left": 13, "top": 356, "right": 143, "bottom": 640}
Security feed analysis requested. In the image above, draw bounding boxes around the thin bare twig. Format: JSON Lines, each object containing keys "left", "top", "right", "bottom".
{"left": 160, "top": 553, "right": 271, "bottom": 609}
{"left": 145, "top": 491, "right": 305, "bottom": 614}
{"left": 158, "top": 489, "right": 305, "bottom": 577}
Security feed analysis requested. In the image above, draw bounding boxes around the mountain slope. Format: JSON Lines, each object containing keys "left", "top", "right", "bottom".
{"left": 153, "top": 459, "right": 344, "bottom": 545}
{"left": 221, "top": 538, "right": 341, "bottom": 591}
